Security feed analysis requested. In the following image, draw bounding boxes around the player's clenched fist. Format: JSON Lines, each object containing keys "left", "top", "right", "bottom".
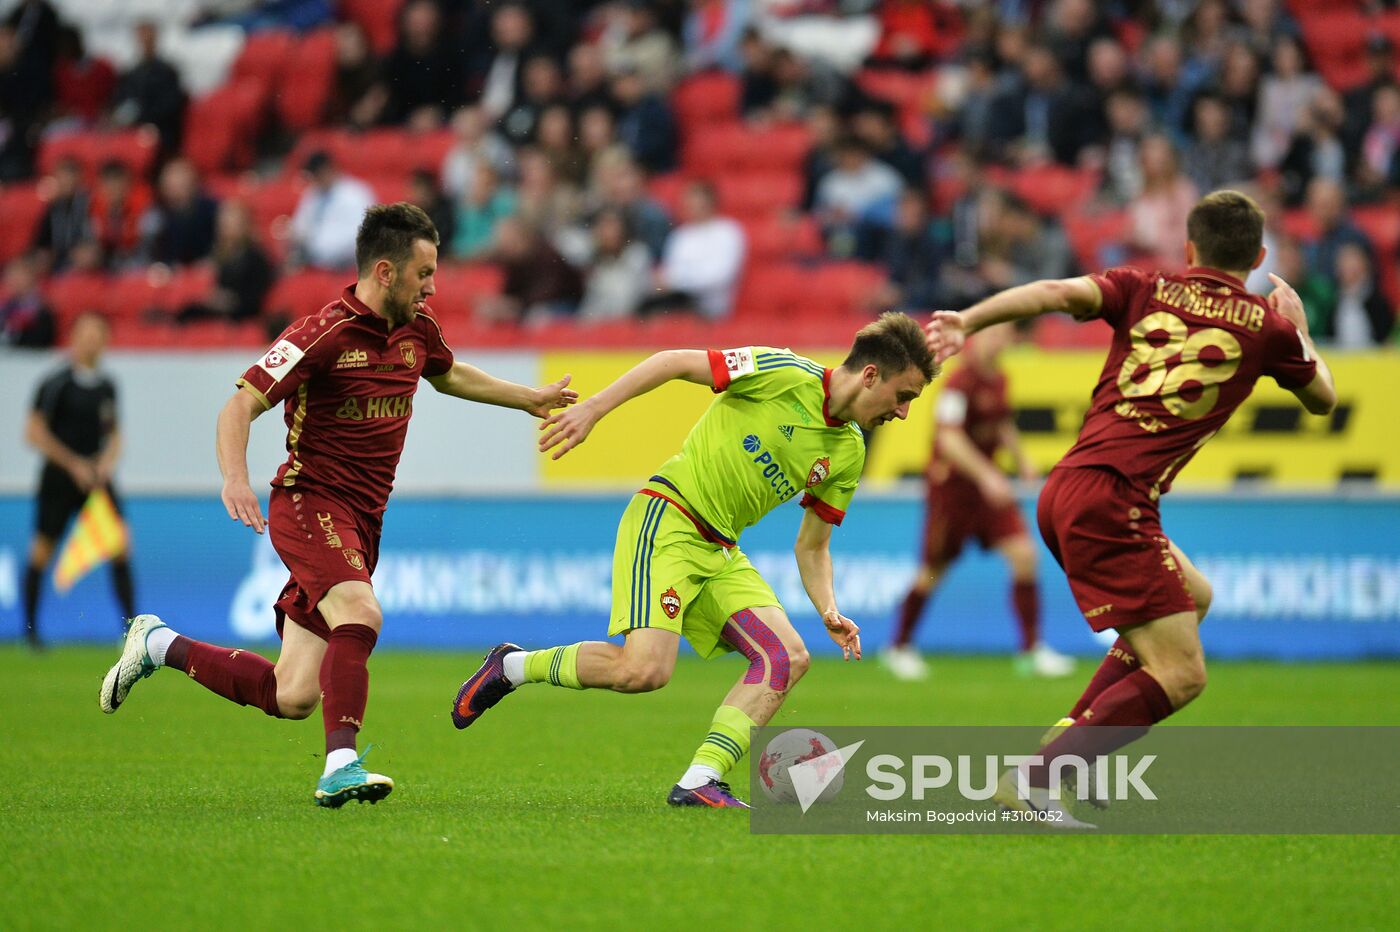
{"left": 221, "top": 478, "right": 265, "bottom": 534}
{"left": 822, "top": 610, "right": 861, "bottom": 661}
{"left": 925, "top": 310, "right": 968, "bottom": 364}
{"left": 1266, "top": 273, "right": 1308, "bottom": 333}
{"left": 538, "top": 396, "right": 604, "bottom": 460}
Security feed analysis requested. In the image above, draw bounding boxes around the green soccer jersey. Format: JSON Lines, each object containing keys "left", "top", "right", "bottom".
{"left": 652, "top": 346, "right": 867, "bottom": 543}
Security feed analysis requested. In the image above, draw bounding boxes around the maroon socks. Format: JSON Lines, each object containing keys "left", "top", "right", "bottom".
{"left": 165, "top": 636, "right": 282, "bottom": 717}
{"left": 319, "top": 623, "right": 378, "bottom": 754}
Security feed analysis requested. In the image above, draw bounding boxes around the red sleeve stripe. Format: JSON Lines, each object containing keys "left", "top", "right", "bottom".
{"left": 800, "top": 492, "right": 846, "bottom": 526}
{"left": 707, "top": 348, "right": 731, "bottom": 393}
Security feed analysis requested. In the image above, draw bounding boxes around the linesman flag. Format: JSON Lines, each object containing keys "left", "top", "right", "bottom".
{"left": 53, "top": 489, "right": 129, "bottom": 593}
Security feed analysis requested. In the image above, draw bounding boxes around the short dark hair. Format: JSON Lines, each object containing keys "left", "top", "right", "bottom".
{"left": 355, "top": 202, "right": 439, "bottom": 276}
{"left": 842, "top": 312, "right": 938, "bottom": 383}
{"left": 1186, "top": 189, "right": 1264, "bottom": 272}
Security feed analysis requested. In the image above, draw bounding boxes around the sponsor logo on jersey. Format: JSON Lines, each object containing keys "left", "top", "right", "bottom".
{"left": 722, "top": 347, "right": 755, "bottom": 378}
{"left": 375, "top": 364, "right": 395, "bottom": 372}
{"left": 257, "top": 340, "right": 303, "bottom": 382}
{"left": 336, "top": 398, "right": 364, "bottom": 420}
{"left": 807, "top": 456, "right": 831, "bottom": 488}
{"left": 779, "top": 425, "right": 794, "bottom": 441}
{"left": 335, "top": 348, "right": 369, "bottom": 369}
{"left": 743, "top": 434, "right": 761, "bottom": 453}
{"left": 399, "top": 341, "right": 417, "bottom": 368}
{"left": 316, "top": 511, "right": 342, "bottom": 549}
{"left": 660, "top": 586, "right": 681, "bottom": 619}
{"left": 789, "top": 402, "right": 813, "bottom": 426}
{"left": 335, "top": 395, "right": 414, "bottom": 420}
{"left": 343, "top": 549, "right": 364, "bottom": 570}
{"left": 747, "top": 444, "right": 800, "bottom": 503}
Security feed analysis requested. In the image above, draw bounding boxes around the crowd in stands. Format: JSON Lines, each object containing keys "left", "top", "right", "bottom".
{"left": 1, "top": 0, "right": 1398, "bottom": 350}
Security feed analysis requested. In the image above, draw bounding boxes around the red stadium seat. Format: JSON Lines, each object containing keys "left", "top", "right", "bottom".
{"left": 742, "top": 215, "right": 821, "bottom": 262}
{"left": 430, "top": 263, "right": 504, "bottom": 320}
{"left": 239, "top": 175, "right": 306, "bottom": 258}
{"left": 682, "top": 121, "right": 813, "bottom": 174}
{"left": 0, "top": 183, "right": 44, "bottom": 263}
{"left": 802, "top": 262, "right": 883, "bottom": 317}
{"left": 1351, "top": 205, "right": 1400, "bottom": 257}
{"left": 43, "top": 271, "right": 111, "bottom": 327}
{"left": 717, "top": 172, "right": 803, "bottom": 219}
{"left": 673, "top": 72, "right": 742, "bottom": 128}
{"left": 985, "top": 164, "right": 1101, "bottom": 217}
{"left": 263, "top": 269, "right": 345, "bottom": 318}
{"left": 286, "top": 129, "right": 455, "bottom": 181}
{"left": 230, "top": 30, "right": 295, "bottom": 88}
{"left": 164, "top": 264, "right": 218, "bottom": 309}
{"left": 276, "top": 28, "right": 338, "bottom": 131}
{"left": 735, "top": 263, "right": 805, "bottom": 318}
{"left": 646, "top": 172, "right": 687, "bottom": 215}
{"left": 340, "top": 0, "right": 404, "bottom": 55}
{"left": 38, "top": 129, "right": 160, "bottom": 182}
{"left": 183, "top": 80, "right": 266, "bottom": 174}
{"left": 1063, "top": 210, "right": 1129, "bottom": 271}
{"left": 857, "top": 69, "right": 934, "bottom": 111}
{"left": 1297, "top": 8, "right": 1374, "bottom": 90}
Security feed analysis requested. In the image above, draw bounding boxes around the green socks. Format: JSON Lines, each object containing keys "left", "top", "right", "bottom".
{"left": 521, "top": 643, "right": 584, "bottom": 689}
{"left": 690, "top": 705, "right": 758, "bottom": 775}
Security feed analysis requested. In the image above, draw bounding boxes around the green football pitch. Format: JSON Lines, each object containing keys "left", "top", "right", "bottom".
{"left": 4, "top": 646, "right": 1398, "bottom": 930}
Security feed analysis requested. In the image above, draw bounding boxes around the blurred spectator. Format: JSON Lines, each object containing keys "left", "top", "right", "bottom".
{"left": 441, "top": 105, "right": 514, "bottom": 200}
{"left": 515, "top": 146, "right": 583, "bottom": 232}
{"left": 1302, "top": 178, "right": 1374, "bottom": 291}
{"left": 591, "top": 153, "right": 671, "bottom": 259}
{"left": 577, "top": 208, "right": 652, "bottom": 322}
{"left": 1217, "top": 42, "right": 1261, "bottom": 139}
{"left": 1358, "top": 83, "right": 1400, "bottom": 193}
{"left": 0, "top": 256, "right": 55, "bottom": 348}
{"left": 141, "top": 158, "right": 218, "bottom": 266}
{"left": 326, "top": 21, "right": 384, "bottom": 129}
{"left": 1183, "top": 94, "right": 1251, "bottom": 195}
{"left": 1243, "top": 183, "right": 1283, "bottom": 293}
{"left": 871, "top": 0, "right": 953, "bottom": 71}
{"left": 1141, "top": 35, "right": 1197, "bottom": 144}
{"left": 640, "top": 179, "right": 745, "bottom": 319}
{"left": 0, "top": 24, "right": 42, "bottom": 180}
{"left": 852, "top": 101, "right": 924, "bottom": 187}
{"left": 1182, "top": 0, "right": 1231, "bottom": 86}
{"left": 500, "top": 54, "right": 565, "bottom": 147}
{"left": 6, "top": 0, "right": 59, "bottom": 79}
{"left": 535, "top": 104, "right": 587, "bottom": 185}
{"left": 1045, "top": 0, "right": 1106, "bottom": 83}
{"left": 602, "top": 1, "right": 681, "bottom": 94}
{"left": 90, "top": 160, "right": 150, "bottom": 268}
{"left": 287, "top": 151, "right": 375, "bottom": 270}
{"left": 1238, "top": 0, "right": 1297, "bottom": 58}
{"left": 1085, "top": 36, "right": 1130, "bottom": 103}
{"left": 980, "top": 191, "right": 1074, "bottom": 291}
{"left": 379, "top": 0, "right": 461, "bottom": 127}
{"left": 814, "top": 137, "right": 902, "bottom": 257}
{"left": 943, "top": 51, "right": 999, "bottom": 156}
{"left": 875, "top": 190, "right": 945, "bottom": 313}
{"left": 1127, "top": 135, "right": 1197, "bottom": 268}
{"left": 1277, "top": 86, "right": 1346, "bottom": 207}
{"left": 988, "top": 44, "right": 1098, "bottom": 165}
{"left": 578, "top": 104, "right": 621, "bottom": 180}
{"left": 472, "top": 3, "right": 540, "bottom": 121}
{"left": 684, "top": 0, "right": 753, "bottom": 74}
{"left": 31, "top": 156, "right": 93, "bottom": 272}
{"left": 611, "top": 66, "right": 678, "bottom": 174}
{"left": 1098, "top": 87, "right": 1148, "bottom": 204}
{"left": 51, "top": 25, "right": 115, "bottom": 128}
{"left": 1328, "top": 243, "right": 1395, "bottom": 347}
{"left": 451, "top": 162, "right": 516, "bottom": 259}
{"left": 739, "top": 29, "right": 777, "bottom": 118}
{"left": 800, "top": 103, "right": 841, "bottom": 210}
{"left": 567, "top": 42, "right": 613, "bottom": 112}
{"left": 110, "top": 22, "right": 185, "bottom": 153}
{"left": 176, "top": 201, "right": 272, "bottom": 324}
{"left": 1272, "top": 235, "right": 1334, "bottom": 334}
{"left": 479, "top": 216, "right": 582, "bottom": 323}
{"left": 409, "top": 168, "right": 455, "bottom": 247}
{"left": 1250, "top": 35, "right": 1321, "bottom": 171}
{"left": 1342, "top": 35, "right": 1396, "bottom": 166}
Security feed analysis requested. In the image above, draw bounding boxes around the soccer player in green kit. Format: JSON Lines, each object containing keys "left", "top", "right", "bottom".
{"left": 451, "top": 314, "right": 937, "bottom": 808}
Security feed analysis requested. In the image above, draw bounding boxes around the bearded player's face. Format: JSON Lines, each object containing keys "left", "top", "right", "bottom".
{"left": 384, "top": 238, "right": 438, "bottom": 327}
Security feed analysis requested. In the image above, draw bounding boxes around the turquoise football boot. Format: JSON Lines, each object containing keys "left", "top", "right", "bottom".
{"left": 314, "top": 747, "right": 394, "bottom": 808}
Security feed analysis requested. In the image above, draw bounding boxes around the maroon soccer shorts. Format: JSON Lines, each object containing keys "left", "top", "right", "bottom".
{"left": 920, "top": 478, "right": 1027, "bottom": 566}
{"left": 1036, "top": 466, "right": 1197, "bottom": 632}
{"left": 267, "top": 487, "right": 379, "bottom": 641}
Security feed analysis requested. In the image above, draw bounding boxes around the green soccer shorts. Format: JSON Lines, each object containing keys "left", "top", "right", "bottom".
{"left": 608, "top": 490, "right": 781, "bottom": 659}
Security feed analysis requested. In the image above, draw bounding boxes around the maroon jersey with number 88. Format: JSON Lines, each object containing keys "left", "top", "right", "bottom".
{"left": 1057, "top": 266, "right": 1317, "bottom": 498}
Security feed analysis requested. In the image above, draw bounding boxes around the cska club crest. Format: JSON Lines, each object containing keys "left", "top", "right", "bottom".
{"left": 660, "top": 587, "right": 681, "bottom": 619}
{"left": 806, "top": 456, "right": 830, "bottom": 488}
{"left": 343, "top": 549, "right": 365, "bottom": 570}
{"left": 399, "top": 341, "right": 417, "bottom": 368}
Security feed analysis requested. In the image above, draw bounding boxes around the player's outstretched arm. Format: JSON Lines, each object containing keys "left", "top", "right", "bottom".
{"left": 794, "top": 508, "right": 861, "bottom": 661}
{"left": 1267, "top": 273, "right": 1338, "bottom": 416}
{"left": 925, "top": 276, "right": 1102, "bottom": 363}
{"left": 426, "top": 362, "right": 578, "bottom": 417}
{"left": 538, "top": 349, "right": 713, "bottom": 460}
{"left": 216, "top": 387, "right": 268, "bottom": 534}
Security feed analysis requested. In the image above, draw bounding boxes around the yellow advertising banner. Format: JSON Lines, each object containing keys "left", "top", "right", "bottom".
{"left": 539, "top": 349, "right": 1400, "bottom": 489}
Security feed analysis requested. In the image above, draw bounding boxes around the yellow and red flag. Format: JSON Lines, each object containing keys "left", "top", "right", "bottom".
{"left": 53, "top": 489, "right": 129, "bottom": 593}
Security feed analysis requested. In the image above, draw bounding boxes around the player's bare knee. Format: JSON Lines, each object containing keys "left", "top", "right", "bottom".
{"left": 1178, "top": 657, "right": 1208, "bottom": 703}
{"left": 277, "top": 685, "right": 319, "bottom": 720}
{"left": 618, "top": 660, "right": 670, "bottom": 693}
{"left": 1193, "top": 580, "right": 1213, "bottom": 621}
{"left": 784, "top": 644, "right": 811, "bottom": 688}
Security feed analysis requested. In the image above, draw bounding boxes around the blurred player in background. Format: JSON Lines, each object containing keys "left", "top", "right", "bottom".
{"left": 451, "top": 316, "right": 937, "bottom": 808}
{"left": 22, "top": 312, "right": 134, "bottom": 648}
{"left": 97, "top": 204, "right": 577, "bottom": 807}
{"left": 883, "top": 321, "right": 1073, "bottom": 681}
{"left": 927, "top": 190, "right": 1337, "bottom": 826}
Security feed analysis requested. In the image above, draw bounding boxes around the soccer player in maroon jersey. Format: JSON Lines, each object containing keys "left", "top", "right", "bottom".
{"left": 97, "top": 203, "right": 578, "bottom": 807}
{"left": 883, "top": 321, "right": 1074, "bottom": 681}
{"left": 926, "top": 190, "right": 1337, "bottom": 825}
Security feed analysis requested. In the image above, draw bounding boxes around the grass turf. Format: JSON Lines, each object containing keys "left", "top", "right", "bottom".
{"left": 3, "top": 646, "right": 1398, "bottom": 930}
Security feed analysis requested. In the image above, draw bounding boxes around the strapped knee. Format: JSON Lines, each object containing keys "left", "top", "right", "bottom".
{"left": 723, "top": 609, "right": 790, "bottom": 691}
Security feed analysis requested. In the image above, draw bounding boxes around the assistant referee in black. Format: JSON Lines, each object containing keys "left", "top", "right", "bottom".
{"left": 23, "top": 312, "right": 136, "bottom": 647}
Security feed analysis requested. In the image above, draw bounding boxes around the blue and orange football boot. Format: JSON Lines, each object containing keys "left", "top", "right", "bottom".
{"left": 451, "top": 642, "right": 522, "bottom": 729}
{"left": 667, "top": 780, "right": 751, "bottom": 809}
